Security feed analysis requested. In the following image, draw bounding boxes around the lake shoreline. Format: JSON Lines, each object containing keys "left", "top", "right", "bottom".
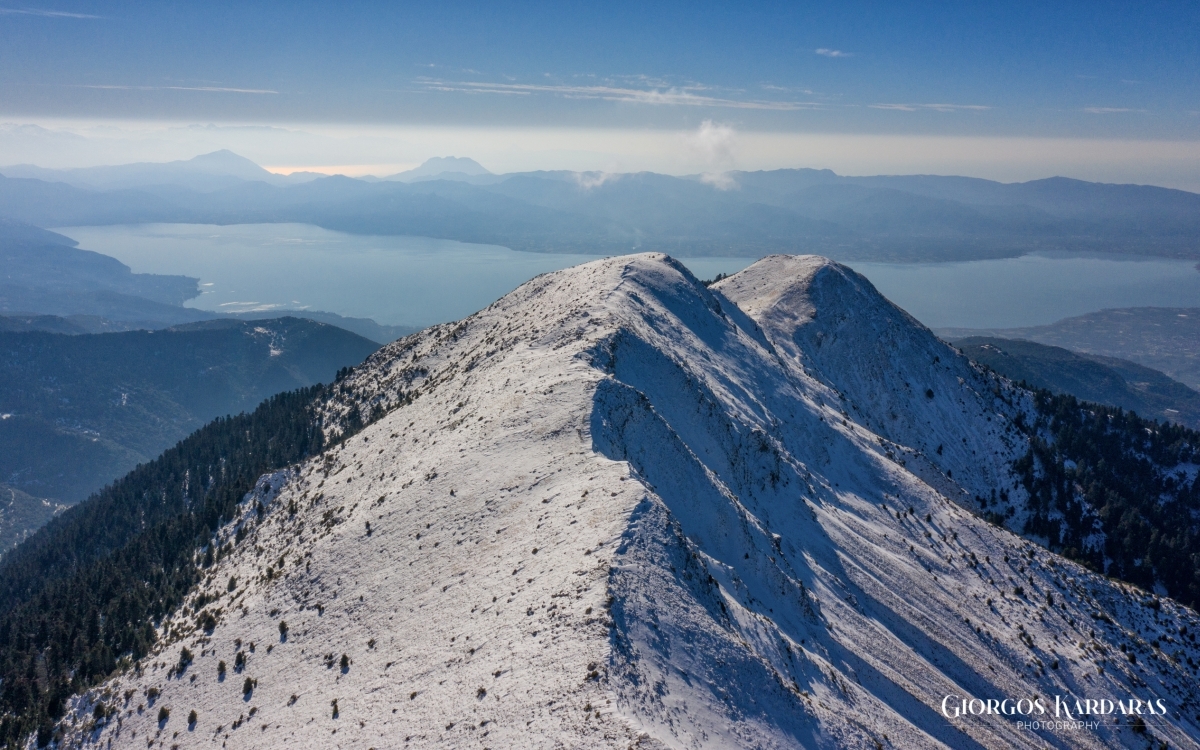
{"left": 55, "top": 223, "right": 1200, "bottom": 330}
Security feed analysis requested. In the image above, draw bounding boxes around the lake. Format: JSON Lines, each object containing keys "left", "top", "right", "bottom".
{"left": 58, "top": 223, "right": 1200, "bottom": 330}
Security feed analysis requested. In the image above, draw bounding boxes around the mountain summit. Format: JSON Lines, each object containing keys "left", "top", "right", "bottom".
{"left": 169, "top": 149, "right": 274, "bottom": 180}
{"left": 54, "top": 254, "right": 1199, "bottom": 748}
{"left": 386, "top": 155, "right": 492, "bottom": 182}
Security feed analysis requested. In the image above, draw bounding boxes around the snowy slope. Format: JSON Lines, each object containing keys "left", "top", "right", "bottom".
{"left": 713, "top": 255, "right": 1028, "bottom": 510}
{"left": 51, "top": 254, "right": 1200, "bottom": 749}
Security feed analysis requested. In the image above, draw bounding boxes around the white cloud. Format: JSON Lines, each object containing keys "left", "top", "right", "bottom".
{"left": 760, "top": 84, "right": 816, "bottom": 95}
{"left": 700, "top": 171, "right": 738, "bottom": 190}
{"left": 815, "top": 48, "right": 851, "bottom": 58}
{"left": 417, "top": 79, "right": 820, "bottom": 111}
{"left": 869, "top": 103, "right": 991, "bottom": 112}
{"left": 687, "top": 120, "right": 737, "bottom": 169}
{"left": 0, "top": 6, "right": 100, "bottom": 18}
{"left": 571, "top": 171, "right": 621, "bottom": 190}
{"left": 1083, "top": 107, "right": 1146, "bottom": 114}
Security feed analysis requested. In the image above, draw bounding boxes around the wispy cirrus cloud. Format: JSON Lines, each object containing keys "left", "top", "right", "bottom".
{"left": 869, "top": 103, "right": 991, "bottom": 112}
{"left": 815, "top": 48, "right": 851, "bottom": 58}
{"left": 760, "top": 83, "right": 816, "bottom": 95}
{"left": 0, "top": 6, "right": 100, "bottom": 18}
{"left": 1083, "top": 107, "right": 1146, "bottom": 114}
{"left": 76, "top": 84, "right": 278, "bottom": 94}
{"left": 416, "top": 79, "right": 821, "bottom": 111}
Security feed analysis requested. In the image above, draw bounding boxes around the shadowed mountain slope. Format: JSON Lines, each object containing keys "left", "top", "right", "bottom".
{"left": 0, "top": 483, "right": 66, "bottom": 555}
{"left": 953, "top": 336, "right": 1200, "bottom": 430}
{"left": 938, "top": 307, "right": 1200, "bottom": 392}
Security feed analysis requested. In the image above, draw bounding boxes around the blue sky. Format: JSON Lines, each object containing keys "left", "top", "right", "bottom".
{"left": 1, "top": 1, "right": 1197, "bottom": 183}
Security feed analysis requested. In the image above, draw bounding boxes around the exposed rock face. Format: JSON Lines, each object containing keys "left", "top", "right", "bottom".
{"left": 56, "top": 254, "right": 1199, "bottom": 749}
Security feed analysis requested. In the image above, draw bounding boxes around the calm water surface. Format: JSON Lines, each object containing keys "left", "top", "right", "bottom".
{"left": 58, "top": 223, "right": 1200, "bottom": 329}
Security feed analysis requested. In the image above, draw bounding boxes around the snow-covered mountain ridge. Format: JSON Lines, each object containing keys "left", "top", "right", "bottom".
{"left": 53, "top": 254, "right": 1200, "bottom": 749}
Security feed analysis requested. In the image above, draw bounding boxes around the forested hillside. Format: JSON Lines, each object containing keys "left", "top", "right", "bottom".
{"left": 0, "top": 384, "right": 355, "bottom": 746}
{"left": 1011, "top": 390, "right": 1200, "bottom": 608}
{"left": 0, "top": 484, "right": 65, "bottom": 553}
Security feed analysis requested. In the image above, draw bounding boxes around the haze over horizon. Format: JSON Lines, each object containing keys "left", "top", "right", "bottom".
{"left": 1, "top": 1, "right": 1198, "bottom": 189}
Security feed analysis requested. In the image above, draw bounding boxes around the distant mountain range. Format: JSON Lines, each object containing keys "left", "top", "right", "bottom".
{"left": 938, "top": 307, "right": 1200, "bottom": 391}
{"left": 953, "top": 336, "right": 1200, "bottom": 430}
{"left": 3, "top": 152, "right": 1199, "bottom": 261}
{"left": 0, "top": 149, "right": 322, "bottom": 192}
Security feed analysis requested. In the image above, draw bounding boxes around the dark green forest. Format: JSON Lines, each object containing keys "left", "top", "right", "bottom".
{"left": 0, "top": 384, "right": 337, "bottom": 747}
{"left": 1012, "top": 390, "right": 1200, "bottom": 609}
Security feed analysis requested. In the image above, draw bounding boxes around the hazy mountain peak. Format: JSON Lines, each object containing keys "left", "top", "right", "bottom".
{"left": 415, "top": 155, "right": 491, "bottom": 175}
{"left": 0, "top": 149, "right": 277, "bottom": 191}
{"left": 178, "top": 149, "right": 272, "bottom": 178}
{"left": 385, "top": 155, "right": 492, "bottom": 181}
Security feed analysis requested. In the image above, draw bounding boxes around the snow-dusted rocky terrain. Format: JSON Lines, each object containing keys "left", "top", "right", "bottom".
{"left": 51, "top": 254, "right": 1200, "bottom": 749}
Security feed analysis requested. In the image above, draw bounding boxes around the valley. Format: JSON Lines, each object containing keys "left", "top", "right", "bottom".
{"left": 0, "top": 318, "right": 378, "bottom": 551}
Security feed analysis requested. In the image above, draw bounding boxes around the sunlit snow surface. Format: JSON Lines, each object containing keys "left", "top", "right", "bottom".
{"left": 55, "top": 254, "right": 1200, "bottom": 749}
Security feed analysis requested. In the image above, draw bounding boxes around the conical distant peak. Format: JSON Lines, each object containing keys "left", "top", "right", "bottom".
{"left": 181, "top": 149, "right": 271, "bottom": 177}
{"left": 413, "top": 156, "right": 491, "bottom": 176}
